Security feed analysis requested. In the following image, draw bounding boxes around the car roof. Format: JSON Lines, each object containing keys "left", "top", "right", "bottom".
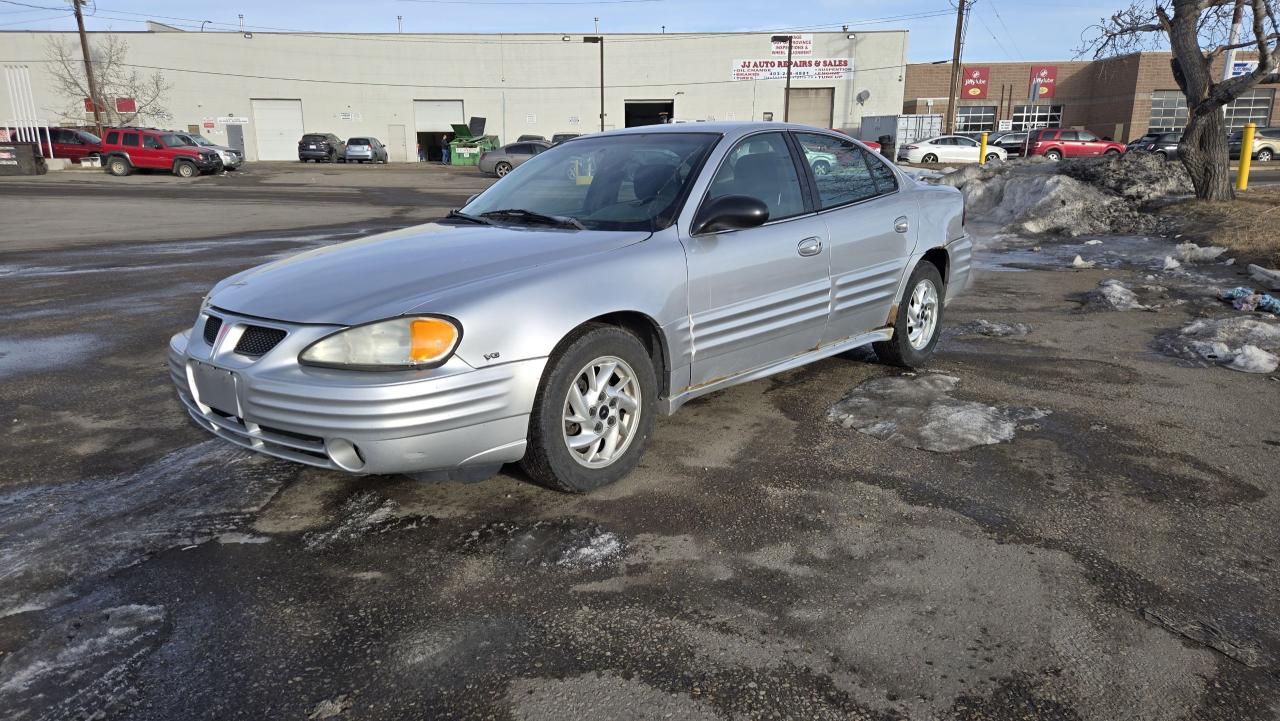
{"left": 598, "top": 121, "right": 850, "bottom": 142}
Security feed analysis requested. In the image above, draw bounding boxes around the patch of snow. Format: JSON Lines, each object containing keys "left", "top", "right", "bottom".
{"left": 1071, "top": 255, "right": 1097, "bottom": 269}
{"left": 1226, "top": 345, "right": 1280, "bottom": 373}
{"left": 1157, "top": 316, "right": 1280, "bottom": 372}
{"left": 949, "top": 319, "right": 1033, "bottom": 337}
{"left": 1175, "top": 242, "right": 1228, "bottom": 263}
{"left": 558, "top": 531, "right": 624, "bottom": 570}
{"left": 1082, "top": 279, "right": 1149, "bottom": 311}
{"left": 1085, "top": 239, "right": 1103, "bottom": 246}
{"left": 216, "top": 532, "right": 270, "bottom": 545}
{"left": 303, "top": 492, "right": 424, "bottom": 551}
{"left": 827, "top": 374, "right": 1048, "bottom": 453}
{"left": 1162, "top": 256, "right": 1182, "bottom": 271}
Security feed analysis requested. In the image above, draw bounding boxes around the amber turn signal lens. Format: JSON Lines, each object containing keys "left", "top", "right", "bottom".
{"left": 410, "top": 318, "right": 458, "bottom": 363}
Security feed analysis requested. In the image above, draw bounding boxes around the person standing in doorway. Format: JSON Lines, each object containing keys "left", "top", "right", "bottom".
{"left": 417, "top": 142, "right": 425, "bottom": 162}
{"left": 440, "top": 135, "right": 450, "bottom": 165}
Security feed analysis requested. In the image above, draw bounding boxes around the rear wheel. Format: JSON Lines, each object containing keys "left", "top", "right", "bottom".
{"left": 812, "top": 160, "right": 831, "bottom": 175}
{"left": 1257, "top": 148, "right": 1274, "bottom": 162}
{"left": 1104, "top": 148, "right": 1121, "bottom": 155}
{"left": 921, "top": 153, "right": 938, "bottom": 163}
{"left": 327, "top": 150, "right": 336, "bottom": 163}
{"left": 1155, "top": 150, "right": 1169, "bottom": 162}
{"left": 174, "top": 160, "right": 198, "bottom": 178}
{"left": 1044, "top": 149, "right": 1063, "bottom": 161}
{"left": 520, "top": 324, "right": 657, "bottom": 493}
{"left": 873, "top": 261, "right": 945, "bottom": 368}
{"left": 106, "top": 156, "right": 132, "bottom": 176}
{"left": 495, "top": 161, "right": 513, "bottom": 177}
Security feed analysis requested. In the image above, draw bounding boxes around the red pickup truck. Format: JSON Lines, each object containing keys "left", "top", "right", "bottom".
{"left": 99, "top": 127, "right": 223, "bottom": 177}
{"left": 1027, "top": 128, "right": 1126, "bottom": 160}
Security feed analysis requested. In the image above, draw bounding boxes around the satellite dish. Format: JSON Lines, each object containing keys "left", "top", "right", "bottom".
{"left": 856, "top": 90, "right": 871, "bottom": 105}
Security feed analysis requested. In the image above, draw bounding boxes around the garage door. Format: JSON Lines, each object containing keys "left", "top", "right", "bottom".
{"left": 414, "top": 100, "right": 464, "bottom": 132}
{"left": 251, "top": 99, "right": 304, "bottom": 161}
{"left": 787, "top": 88, "right": 834, "bottom": 129}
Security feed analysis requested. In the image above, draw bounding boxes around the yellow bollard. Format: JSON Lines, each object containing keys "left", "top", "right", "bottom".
{"left": 979, "top": 131, "right": 989, "bottom": 165}
{"left": 1237, "top": 122, "right": 1256, "bottom": 191}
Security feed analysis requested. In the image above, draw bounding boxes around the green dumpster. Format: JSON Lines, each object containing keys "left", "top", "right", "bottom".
{"left": 448, "top": 123, "right": 498, "bottom": 166}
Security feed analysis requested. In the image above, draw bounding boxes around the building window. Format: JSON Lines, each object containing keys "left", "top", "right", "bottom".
{"left": 955, "top": 105, "right": 997, "bottom": 132}
{"left": 1011, "top": 104, "right": 1062, "bottom": 131}
{"left": 1149, "top": 90, "right": 1189, "bottom": 133}
{"left": 1225, "top": 88, "right": 1273, "bottom": 130}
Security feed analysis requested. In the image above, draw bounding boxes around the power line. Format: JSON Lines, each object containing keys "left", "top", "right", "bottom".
{"left": 0, "top": 11, "right": 68, "bottom": 25}
{"left": 974, "top": 7, "right": 1013, "bottom": 60}
{"left": 987, "top": 0, "right": 1024, "bottom": 60}
{"left": 398, "top": 0, "right": 660, "bottom": 4}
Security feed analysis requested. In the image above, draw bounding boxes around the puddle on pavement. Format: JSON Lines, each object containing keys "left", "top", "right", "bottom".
{"left": 0, "top": 603, "right": 167, "bottom": 718}
{"left": 0, "top": 441, "right": 292, "bottom": 616}
{"left": 457, "top": 518, "right": 624, "bottom": 570}
{"left": 828, "top": 374, "right": 1048, "bottom": 453}
{"left": 0, "top": 334, "right": 100, "bottom": 379}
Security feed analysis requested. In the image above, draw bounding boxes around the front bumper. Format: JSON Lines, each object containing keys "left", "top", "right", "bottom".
{"left": 168, "top": 309, "right": 544, "bottom": 474}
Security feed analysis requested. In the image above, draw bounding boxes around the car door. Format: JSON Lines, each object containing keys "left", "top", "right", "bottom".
{"left": 951, "top": 136, "right": 980, "bottom": 162}
{"left": 507, "top": 143, "right": 537, "bottom": 167}
{"left": 793, "top": 132, "right": 917, "bottom": 344}
{"left": 681, "top": 131, "right": 832, "bottom": 387}
{"left": 1073, "top": 130, "right": 1102, "bottom": 156}
{"left": 120, "top": 131, "right": 149, "bottom": 167}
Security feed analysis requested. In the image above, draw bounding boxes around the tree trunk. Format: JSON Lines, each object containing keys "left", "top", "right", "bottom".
{"left": 1180, "top": 109, "right": 1235, "bottom": 200}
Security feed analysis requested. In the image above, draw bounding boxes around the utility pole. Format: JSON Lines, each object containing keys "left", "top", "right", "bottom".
{"left": 584, "top": 36, "right": 605, "bottom": 131}
{"left": 944, "top": 0, "right": 967, "bottom": 135}
{"left": 1222, "top": 0, "right": 1245, "bottom": 82}
{"left": 72, "top": 0, "right": 103, "bottom": 137}
{"left": 397, "top": 15, "right": 403, "bottom": 33}
{"left": 771, "top": 35, "right": 794, "bottom": 122}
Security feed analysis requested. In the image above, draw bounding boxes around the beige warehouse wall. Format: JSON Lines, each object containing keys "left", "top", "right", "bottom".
{"left": 0, "top": 30, "right": 907, "bottom": 161}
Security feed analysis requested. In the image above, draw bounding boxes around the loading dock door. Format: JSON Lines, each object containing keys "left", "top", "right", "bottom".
{"left": 787, "top": 88, "right": 834, "bottom": 129}
{"left": 414, "top": 100, "right": 464, "bottom": 132}
{"left": 250, "top": 99, "right": 304, "bottom": 161}
{"left": 624, "top": 100, "right": 674, "bottom": 127}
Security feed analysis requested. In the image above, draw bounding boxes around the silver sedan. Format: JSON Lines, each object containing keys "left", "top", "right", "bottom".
{"left": 478, "top": 141, "right": 550, "bottom": 177}
{"left": 170, "top": 122, "right": 970, "bottom": 492}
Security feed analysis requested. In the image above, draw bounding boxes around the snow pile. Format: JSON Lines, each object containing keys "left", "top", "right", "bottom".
{"left": 936, "top": 153, "right": 1190, "bottom": 236}
{"left": 1158, "top": 316, "right": 1280, "bottom": 373}
{"left": 1081, "top": 279, "right": 1149, "bottom": 311}
{"left": 1071, "top": 255, "right": 1097, "bottom": 269}
{"left": 827, "top": 374, "right": 1048, "bottom": 452}
{"left": 1175, "top": 242, "right": 1228, "bottom": 263}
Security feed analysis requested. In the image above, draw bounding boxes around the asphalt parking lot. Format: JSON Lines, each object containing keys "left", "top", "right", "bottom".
{"left": 1, "top": 162, "right": 1278, "bottom": 720}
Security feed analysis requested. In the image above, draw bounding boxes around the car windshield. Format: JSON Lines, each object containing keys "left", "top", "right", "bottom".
{"left": 186, "top": 135, "right": 213, "bottom": 146}
{"left": 80, "top": 131, "right": 101, "bottom": 144}
{"left": 160, "top": 133, "right": 193, "bottom": 147}
{"left": 462, "top": 132, "right": 719, "bottom": 232}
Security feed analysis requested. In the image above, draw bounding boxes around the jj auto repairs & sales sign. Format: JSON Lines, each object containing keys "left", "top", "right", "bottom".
{"left": 732, "top": 58, "right": 854, "bottom": 81}
{"left": 962, "top": 67, "right": 989, "bottom": 99}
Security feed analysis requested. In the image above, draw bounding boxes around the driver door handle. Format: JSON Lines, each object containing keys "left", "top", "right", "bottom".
{"left": 894, "top": 216, "right": 910, "bottom": 234}
{"left": 797, "top": 237, "right": 823, "bottom": 257}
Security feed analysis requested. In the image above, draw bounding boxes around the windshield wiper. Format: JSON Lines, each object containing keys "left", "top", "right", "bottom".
{"left": 446, "top": 209, "right": 491, "bottom": 225}
{"left": 479, "top": 208, "right": 585, "bottom": 230}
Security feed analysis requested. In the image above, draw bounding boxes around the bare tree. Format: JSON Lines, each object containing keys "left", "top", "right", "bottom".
{"left": 44, "top": 36, "right": 172, "bottom": 128}
{"left": 1082, "top": 0, "right": 1280, "bottom": 200}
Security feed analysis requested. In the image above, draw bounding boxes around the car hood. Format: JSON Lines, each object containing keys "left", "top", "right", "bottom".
{"left": 208, "top": 222, "right": 651, "bottom": 325}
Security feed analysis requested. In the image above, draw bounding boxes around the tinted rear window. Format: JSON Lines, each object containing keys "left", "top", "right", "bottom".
{"left": 122, "top": 132, "right": 139, "bottom": 147}
{"left": 348, "top": 138, "right": 370, "bottom": 145}
{"left": 302, "top": 134, "right": 328, "bottom": 142}
{"left": 105, "top": 131, "right": 119, "bottom": 144}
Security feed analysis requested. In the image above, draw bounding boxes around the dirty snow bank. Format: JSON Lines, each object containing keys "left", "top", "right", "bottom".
{"left": 827, "top": 374, "right": 1048, "bottom": 452}
{"left": 1081, "top": 279, "right": 1150, "bottom": 312}
{"left": 1157, "top": 316, "right": 1280, "bottom": 373}
{"left": 937, "top": 152, "right": 1190, "bottom": 236}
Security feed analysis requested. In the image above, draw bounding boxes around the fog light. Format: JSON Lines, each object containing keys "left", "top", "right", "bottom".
{"left": 326, "top": 438, "right": 365, "bottom": 472}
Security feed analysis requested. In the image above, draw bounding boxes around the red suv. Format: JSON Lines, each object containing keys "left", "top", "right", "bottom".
{"left": 99, "top": 127, "right": 223, "bottom": 177}
{"left": 1028, "top": 128, "right": 1126, "bottom": 160}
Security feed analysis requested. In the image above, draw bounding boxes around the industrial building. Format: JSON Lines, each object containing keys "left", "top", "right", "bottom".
{"left": 1, "top": 27, "right": 908, "bottom": 162}
{"left": 904, "top": 52, "right": 1278, "bottom": 142}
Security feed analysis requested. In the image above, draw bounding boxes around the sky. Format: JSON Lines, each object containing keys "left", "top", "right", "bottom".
{"left": 0, "top": 0, "right": 1148, "bottom": 63}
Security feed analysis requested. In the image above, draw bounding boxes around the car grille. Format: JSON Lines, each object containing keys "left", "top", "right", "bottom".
{"left": 234, "top": 325, "right": 287, "bottom": 357}
{"left": 203, "top": 316, "right": 223, "bottom": 345}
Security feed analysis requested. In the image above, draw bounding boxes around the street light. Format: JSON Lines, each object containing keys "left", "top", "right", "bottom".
{"left": 584, "top": 36, "right": 604, "bottom": 132}
{"left": 770, "top": 34, "right": 794, "bottom": 122}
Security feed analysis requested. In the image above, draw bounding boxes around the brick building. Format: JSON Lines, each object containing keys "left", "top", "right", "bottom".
{"left": 904, "top": 52, "right": 1278, "bottom": 142}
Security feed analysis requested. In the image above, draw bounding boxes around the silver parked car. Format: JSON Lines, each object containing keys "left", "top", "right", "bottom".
{"left": 345, "top": 137, "right": 388, "bottom": 163}
{"left": 478, "top": 141, "right": 550, "bottom": 177}
{"left": 170, "top": 123, "right": 971, "bottom": 492}
{"left": 176, "top": 132, "right": 243, "bottom": 170}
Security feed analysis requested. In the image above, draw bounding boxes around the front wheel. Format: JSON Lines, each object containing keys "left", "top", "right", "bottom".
{"left": 812, "top": 160, "right": 831, "bottom": 175}
{"left": 1256, "top": 148, "right": 1273, "bottom": 162}
{"left": 106, "top": 157, "right": 132, "bottom": 176}
{"left": 495, "top": 161, "right": 513, "bottom": 177}
{"left": 520, "top": 324, "right": 657, "bottom": 493}
{"left": 984, "top": 152, "right": 1000, "bottom": 162}
{"left": 873, "top": 262, "right": 945, "bottom": 368}
{"left": 1104, "top": 148, "right": 1121, "bottom": 155}
{"left": 174, "top": 160, "right": 198, "bottom": 178}
{"left": 921, "top": 153, "right": 938, "bottom": 163}
{"left": 1044, "top": 149, "right": 1063, "bottom": 161}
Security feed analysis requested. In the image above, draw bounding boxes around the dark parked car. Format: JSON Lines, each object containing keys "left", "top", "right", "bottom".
{"left": 1127, "top": 132, "right": 1161, "bottom": 152}
{"left": 1132, "top": 131, "right": 1182, "bottom": 160}
{"left": 1229, "top": 126, "right": 1280, "bottom": 161}
{"left": 344, "top": 137, "right": 388, "bottom": 163}
{"left": 298, "top": 133, "right": 346, "bottom": 162}
{"left": 517, "top": 134, "right": 548, "bottom": 143}
{"left": 551, "top": 132, "right": 581, "bottom": 145}
{"left": 989, "top": 131, "right": 1029, "bottom": 157}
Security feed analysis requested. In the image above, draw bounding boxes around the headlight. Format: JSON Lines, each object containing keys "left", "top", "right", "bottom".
{"left": 299, "top": 316, "right": 461, "bottom": 370}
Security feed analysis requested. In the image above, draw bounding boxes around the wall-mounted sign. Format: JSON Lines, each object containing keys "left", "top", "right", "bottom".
{"left": 962, "top": 66, "right": 989, "bottom": 99}
{"left": 202, "top": 119, "right": 216, "bottom": 129}
{"left": 732, "top": 58, "right": 853, "bottom": 81}
{"left": 1232, "top": 60, "right": 1259, "bottom": 77}
{"left": 770, "top": 34, "right": 813, "bottom": 57}
{"left": 998, "top": 119, "right": 1013, "bottom": 131}
{"left": 217, "top": 116, "right": 248, "bottom": 124}
{"left": 337, "top": 111, "right": 362, "bottom": 121}
{"left": 762, "top": 111, "right": 774, "bottom": 121}
{"left": 525, "top": 113, "right": 536, "bottom": 124}
{"left": 1029, "top": 65, "right": 1057, "bottom": 100}
{"left": 115, "top": 97, "right": 137, "bottom": 113}
{"left": 568, "top": 116, "right": 580, "bottom": 125}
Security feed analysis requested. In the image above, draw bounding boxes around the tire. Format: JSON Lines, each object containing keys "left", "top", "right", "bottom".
{"left": 106, "top": 156, "right": 132, "bottom": 176}
{"left": 921, "top": 153, "right": 939, "bottom": 163}
{"left": 327, "top": 151, "right": 336, "bottom": 163}
{"left": 1155, "top": 150, "right": 1169, "bottom": 162}
{"left": 1044, "top": 149, "right": 1063, "bottom": 161}
{"left": 1257, "top": 148, "right": 1273, "bottom": 162}
{"left": 812, "top": 160, "right": 831, "bottom": 175}
{"left": 520, "top": 324, "right": 658, "bottom": 493}
{"left": 873, "top": 261, "right": 946, "bottom": 368}
{"left": 1104, "top": 148, "right": 1121, "bottom": 155}
{"left": 984, "top": 152, "right": 1000, "bottom": 162}
{"left": 174, "top": 160, "right": 198, "bottom": 178}
{"left": 495, "top": 161, "right": 513, "bottom": 177}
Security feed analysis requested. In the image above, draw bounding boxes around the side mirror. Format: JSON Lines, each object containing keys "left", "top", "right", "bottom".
{"left": 692, "top": 195, "right": 770, "bottom": 235}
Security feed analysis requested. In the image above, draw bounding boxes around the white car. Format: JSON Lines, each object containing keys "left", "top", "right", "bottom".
{"left": 899, "top": 135, "right": 1007, "bottom": 164}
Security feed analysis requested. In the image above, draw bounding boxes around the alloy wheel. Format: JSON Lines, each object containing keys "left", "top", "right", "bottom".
{"left": 561, "top": 355, "right": 642, "bottom": 469}
{"left": 906, "top": 279, "right": 939, "bottom": 350}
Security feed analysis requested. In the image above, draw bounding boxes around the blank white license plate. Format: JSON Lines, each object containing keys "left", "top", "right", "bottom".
{"left": 190, "top": 361, "right": 240, "bottom": 416}
{"left": 308, "top": 144, "right": 317, "bottom": 149}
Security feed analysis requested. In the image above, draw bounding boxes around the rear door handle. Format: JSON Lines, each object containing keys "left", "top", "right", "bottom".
{"left": 797, "top": 237, "right": 823, "bottom": 257}
{"left": 894, "top": 216, "right": 910, "bottom": 234}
